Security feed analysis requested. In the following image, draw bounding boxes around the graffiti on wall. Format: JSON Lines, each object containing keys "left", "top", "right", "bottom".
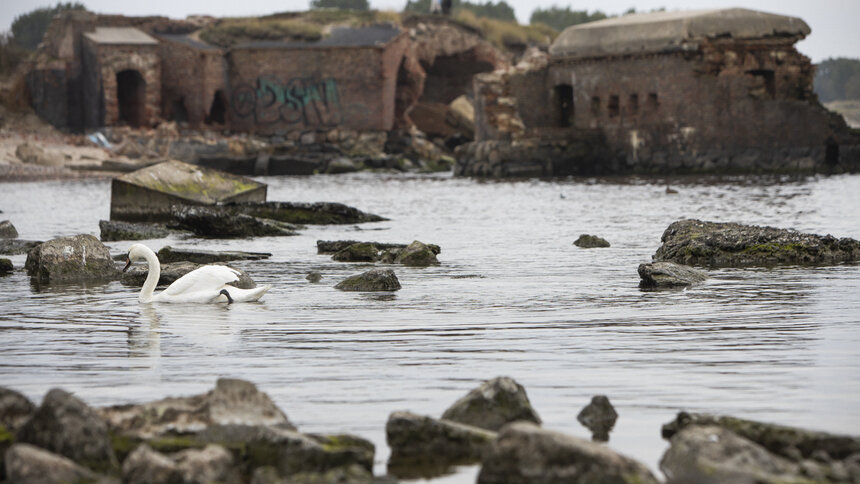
{"left": 231, "top": 76, "right": 343, "bottom": 126}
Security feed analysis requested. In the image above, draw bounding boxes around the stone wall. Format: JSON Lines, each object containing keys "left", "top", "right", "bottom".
{"left": 84, "top": 40, "right": 161, "bottom": 128}
{"left": 160, "top": 37, "right": 225, "bottom": 127}
{"left": 226, "top": 34, "right": 409, "bottom": 135}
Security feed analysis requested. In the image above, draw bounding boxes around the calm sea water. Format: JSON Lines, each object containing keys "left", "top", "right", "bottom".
{"left": 1, "top": 172, "right": 859, "bottom": 481}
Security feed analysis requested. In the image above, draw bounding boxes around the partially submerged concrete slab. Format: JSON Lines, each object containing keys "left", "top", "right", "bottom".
{"left": 110, "top": 160, "right": 267, "bottom": 222}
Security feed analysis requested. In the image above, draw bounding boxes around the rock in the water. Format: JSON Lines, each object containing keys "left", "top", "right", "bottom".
{"left": 394, "top": 240, "right": 440, "bottom": 266}
{"left": 0, "top": 239, "right": 42, "bottom": 255}
{"left": 660, "top": 425, "right": 803, "bottom": 484}
{"left": 121, "top": 261, "right": 256, "bottom": 289}
{"left": 577, "top": 395, "right": 618, "bottom": 442}
{"left": 326, "top": 157, "right": 360, "bottom": 174}
{"left": 157, "top": 246, "right": 272, "bottom": 264}
{"left": 317, "top": 240, "right": 440, "bottom": 255}
{"left": 332, "top": 243, "right": 380, "bottom": 262}
{"left": 477, "top": 422, "right": 658, "bottom": 484}
{"left": 234, "top": 201, "right": 386, "bottom": 225}
{"left": 0, "top": 220, "right": 18, "bottom": 238}
{"left": 574, "top": 234, "right": 610, "bottom": 248}
{"left": 100, "top": 378, "right": 294, "bottom": 440}
{"left": 306, "top": 271, "right": 323, "bottom": 283}
{"left": 335, "top": 268, "right": 401, "bottom": 291}
{"left": 661, "top": 412, "right": 860, "bottom": 464}
{"left": 0, "top": 387, "right": 36, "bottom": 431}
{"left": 441, "top": 376, "right": 541, "bottom": 431}
{"left": 173, "top": 206, "right": 300, "bottom": 238}
{"left": 0, "top": 258, "right": 12, "bottom": 275}
{"left": 173, "top": 444, "right": 237, "bottom": 483}
{"left": 24, "top": 234, "right": 119, "bottom": 283}
{"left": 122, "top": 444, "right": 182, "bottom": 484}
{"left": 99, "top": 220, "right": 169, "bottom": 241}
{"left": 16, "top": 388, "right": 118, "bottom": 472}
{"left": 638, "top": 261, "right": 708, "bottom": 288}
{"left": 654, "top": 218, "right": 860, "bottom": 267}
{"left": 386, "top": 411, "right": 496, "bottom": 479}
{"left": 4, "top": 443, "right": 109, "bottom": 484}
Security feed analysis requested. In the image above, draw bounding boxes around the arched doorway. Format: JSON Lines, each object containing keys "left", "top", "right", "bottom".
{"left": 116, "top": 70, "right": 146, "bottom": 127}
{"left": 206, "top": 90, "right": 227, "bottom": 125}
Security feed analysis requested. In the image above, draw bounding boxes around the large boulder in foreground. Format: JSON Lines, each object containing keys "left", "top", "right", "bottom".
{"left": 16, "top": 388, "right": 118, "bottom": 472}
{"left": 4, "top": 443, "right": 113, "bottom": 484}
{"left": 441, "top": 376, "right": 541, "bottom": 431}
{"left": 477, "top": 422, "right": 658, "bottom": 484}
{"left": 638, "top": 261, "right": 708, "bottom": 288}
{"left": 100, "top": 378, "right": 294, "bottom": 440}
{"left": 120, "top": 261, "right": 256, "bottom": 289}
{"left": 654, "top": 219, "right": 860, "bottom": 267}
{"left": 24, "top": 234, "right": 119, "bottom": 283}
{"left": 661, "top": 411, "right": 860, "bottom": 481}
{"left": 386, "top": 411, "right": 496, "bottom": 479}
{"left": 335, "top": 268, "right": 401, "bottom": 291}
{"left": 660, "top": 425, "right": 805, "bottom": 484}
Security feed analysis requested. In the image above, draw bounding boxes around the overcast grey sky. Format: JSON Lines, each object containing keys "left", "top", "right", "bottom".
{"left": 2, "top": 0, "right": 858, "bottom": 62}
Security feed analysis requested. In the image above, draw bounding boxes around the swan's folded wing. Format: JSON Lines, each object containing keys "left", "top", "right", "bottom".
{"left": 161, "top": 265, "right": 240, "bottom": 296}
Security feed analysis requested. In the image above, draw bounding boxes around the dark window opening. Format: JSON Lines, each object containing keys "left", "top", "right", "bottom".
{"left": 647, "top": 92, "right": 659, "bottom": 112}
{"left": 555, "top": 84, "right": 574, "bottom": 127}
{"left": 116, "top": 69, "right": 146, "bottom": 127}
{"left": 629, "top": 93, "right": 639, "bottom": 115}
{"left": 206, "top": 90, "right": 227, "bottom": 125}
{"left": 170, "top": 97, "right": 188, "bottom": 123}
{"left": 746, "top": 69, "right": 775, "bottom": 99}
{"left": 591, "top": 96, "right": 601, "bottom": 116}
{"left": 825, "top": 137, "right": 839, "bottom": 165}
{"left": 608, "top": 94, "right": 620, "bottom": 118}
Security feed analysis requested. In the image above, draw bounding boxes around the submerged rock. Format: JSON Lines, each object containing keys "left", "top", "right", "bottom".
{"left": 654, "top": 219, "right": 860, "bottom": 267}
{"left": 317, "top": 240, "right": 441, "bottom": 255}
{"left": 4, "top": 443, "right": 112, "bottom": 484}
{"left": 17, "top": 388, "right": 118, "bottom": 472}
{"left": 230, "top": 201, "right": 386, "bottom": 225}
{"left": 574, "top": 234, "right": 610, "bottom": 248}
{"left": 100, "top": 378, "right": 293, "bottom": 441}
{"left": 441, "top": 376, "right": 541, "bottom": 431}
{"left": 386, "top": 411, "right": 496, "bottom": 479}
{"left": 24, "top": 234, "right": 119, "bottom": 283}
{"left": 0, "top": 258, "right": 12, "bottom": 275}
{"left": 335, "top": 268, "right": 401, "bottom": 292}
{"left": 332, "top": 243, "right": 380, "bottom": 262}
{"left": 577, "top": 395, "right": 618, "bottom": 442}
{"left": 173, "top": 206, "right": 300, "bottom": 238}
{"left": 99, "top": 220, "right": 170, "bottom": 241}
{"left": 156, "top": 246, "right": 272, "bottom": 264}
{"left": 477, "top": 422, "right": 658, "bottom": 484}
{"left": 638, "top": 261, "right": 708, "bottom": 288}
{"left": 306, "top": 271, "right": 323, "bottom": 283}
{"left": 120, "top": 261, "right": 256, "bottom": 289}
{"left": 0, "top": 220, "right": 18, "bottom": 238}
{"left": 0, "top": 239, "right": 42, "bottom": 256}
{"left": 393, "top": 240, "right": 440, "bottom": 266}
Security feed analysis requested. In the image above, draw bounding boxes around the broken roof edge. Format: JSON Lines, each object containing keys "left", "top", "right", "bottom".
{"left": 231, "top": 25, "right": 406, "bottom": 51}
{"left": 83, "top": 27, "right": 159, "bottom": 45}
{"left": 549, "top": 8, "right": 810, "bottom": 60}
{"left": 117, "top": 160, "right": 266, "bottom": 205}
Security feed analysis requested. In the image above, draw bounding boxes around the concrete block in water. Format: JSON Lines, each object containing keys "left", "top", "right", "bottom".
{"left": 110, "top": 160, "right": 267, "bottom": 222}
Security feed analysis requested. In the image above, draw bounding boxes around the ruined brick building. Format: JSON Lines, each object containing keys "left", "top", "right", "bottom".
{"left": 25, "top": 11, "right": 506, "bottom": 140}
{"left": 457, "top": 8, "right": 860, "bottom": 176}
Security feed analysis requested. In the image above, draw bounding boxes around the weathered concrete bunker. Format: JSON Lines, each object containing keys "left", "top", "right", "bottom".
{"left": 110, "top": 160, "right": 267, "bottom": 222}
{"left": 457, "top": 8, "right": 860, "bottom": 176}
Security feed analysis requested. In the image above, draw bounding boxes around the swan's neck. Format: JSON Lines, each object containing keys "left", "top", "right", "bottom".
{"left": 139, "top": 247, "right": 161, "bottom": 303}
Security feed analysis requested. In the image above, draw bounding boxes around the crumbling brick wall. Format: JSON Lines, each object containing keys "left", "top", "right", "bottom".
{"left": 160, "top": 37, "right": 225, "bottom": 127}
{"left": 84, "top": 39, "right": 160, "bottom": 127}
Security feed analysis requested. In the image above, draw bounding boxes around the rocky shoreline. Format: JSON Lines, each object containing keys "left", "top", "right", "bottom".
{"left": 2, "top": 377, "right": 857, "bottom": 483}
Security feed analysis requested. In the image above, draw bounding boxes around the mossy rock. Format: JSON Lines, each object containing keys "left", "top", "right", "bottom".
{"left": 573, "top": 234, "right": 610, "bottom": 248}
{"left": 393, "top": 241, "right": 439, "bottom": 267}
{"left": 332, "top": 243, "right": 379, "bottom": 262}
{"left": 0, "top": 258, "right": 12, "bottom": 275}
{"left": 334, "top": 268, "right": 401, "bottom": 292}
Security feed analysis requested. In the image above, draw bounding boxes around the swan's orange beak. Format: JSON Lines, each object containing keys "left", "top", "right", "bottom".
{"left": 122, "top": 258, "right": 132, "bottom": 273}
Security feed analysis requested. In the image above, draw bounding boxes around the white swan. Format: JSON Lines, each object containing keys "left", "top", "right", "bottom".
{"left": 123, "top": 243, "right": 271, "bottom": 303}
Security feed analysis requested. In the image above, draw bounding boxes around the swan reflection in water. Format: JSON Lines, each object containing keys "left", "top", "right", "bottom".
{"left": 127, "top": 303, "right": 243, "bottom": 358}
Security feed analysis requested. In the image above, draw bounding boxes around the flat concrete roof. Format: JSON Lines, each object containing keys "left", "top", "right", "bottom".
{"left": 550, "top": 8, "right": 810, "bottom": 59}
{"left": 117, "top": 160, "right": 266, "bottom": 205}
{"left": 84, "top": 27, "right": 159, "bottom": 45}
{"left": 237, "top": 25, "right": 402, "bottom": 49}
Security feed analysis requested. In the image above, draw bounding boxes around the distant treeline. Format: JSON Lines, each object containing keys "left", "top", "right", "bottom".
{"left": 403, "top": 0, "right": 516, "bottom": 22}
{"left": 815, "top": 58, "right": 860, "bottom": 102}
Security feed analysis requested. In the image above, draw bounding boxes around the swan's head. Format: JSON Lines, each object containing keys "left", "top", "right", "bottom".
{"left": 123, "top": 243, "right": 149, "bottom": 272}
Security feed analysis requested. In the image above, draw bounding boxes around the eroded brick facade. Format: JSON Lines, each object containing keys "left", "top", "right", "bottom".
{"left": 83, "top": 40, "right": 161, "bottom": 127}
